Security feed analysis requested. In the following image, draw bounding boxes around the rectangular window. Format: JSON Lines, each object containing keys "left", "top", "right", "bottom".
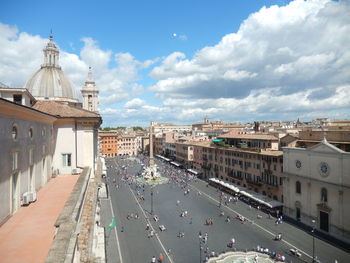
{"left": 62, "top": 154, "right": 72, "bottom": 167}
{"left": 13, "top": 94, "right": 22, "bottom": 104}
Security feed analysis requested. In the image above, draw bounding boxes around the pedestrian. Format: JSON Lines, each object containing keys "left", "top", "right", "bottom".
{"left": 151, "top": 256, "right": 156, "bottom": 263}
{"left": 190, "top": 217, "right": 193, "bottom": 224}
{"left": 159, "top": 253, "right": 164, "bottom": 263}
{"left": 121, "top": 226, "right": 124, "bottom": 232}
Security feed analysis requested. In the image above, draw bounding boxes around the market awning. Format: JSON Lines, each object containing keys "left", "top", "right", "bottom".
{"left": 209, "top": 178, "right": 240, "bottom": 193}
{"left": 170, "top": 161, "right": 181, "bottom": 167}
{"left": 209, "top": 178, "right": 282, "bottom": 208}
{"left": 240, "top": 190, "right": 282, "bottom": 208}
{"left": 157, "top": 155, "right": 171, "bottom": 162}
{"left": 187, "top": 169, "right": 199, "bottom": 175}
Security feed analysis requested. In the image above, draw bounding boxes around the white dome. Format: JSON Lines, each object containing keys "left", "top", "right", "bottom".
{"left": 24, "top": 33, "right": 77, "bottom": 102}
{"left": 25, "top": 67, "right": 77, "bottom": 100}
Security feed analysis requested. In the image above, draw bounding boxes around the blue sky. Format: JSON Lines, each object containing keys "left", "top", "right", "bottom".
{"left": 1, "top": 0, "right": 349, "bottom": 127}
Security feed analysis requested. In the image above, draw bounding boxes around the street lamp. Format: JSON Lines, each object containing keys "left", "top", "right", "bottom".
{"left": 199, "top": 231, "right": 202, "bottom": 263}
{"left": 151, "top": 188, "right": 154, "bottom": 215}
{"left": 312, "top": 219, "right": 316, "bottom": 263}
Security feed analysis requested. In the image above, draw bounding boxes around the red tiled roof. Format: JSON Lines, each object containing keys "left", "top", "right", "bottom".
{"left": 33, "top": 100, "right": 100, "bottom": 118}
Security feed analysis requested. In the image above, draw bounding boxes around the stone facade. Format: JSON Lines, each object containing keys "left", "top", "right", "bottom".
{"left": 0, "top": 98, "right": 56, "bottom": 223}
{"left": 283, "top": 139, "right": 350, "bottom": 243}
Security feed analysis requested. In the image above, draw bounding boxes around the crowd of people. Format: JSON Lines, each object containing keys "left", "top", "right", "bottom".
{"left": 106, "top": 155, "right": 290, "bottom": 263}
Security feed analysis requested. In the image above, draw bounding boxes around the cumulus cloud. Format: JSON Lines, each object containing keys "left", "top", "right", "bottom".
{"left": 0, "top": 23, "right": 156, "bottom": 109}
{"left": 124, "top": 98, "right": 146, "bottom": 109}
{"left": 100, "top": 0, "right": 350, "bottom": 125}
{"left": 149, "top": 0, "right": 350, "bottom": 119}
{"left": 1, "top": 0, "right": 350, "bottom": 127}
{"left": 101, "top": 83, "right": 350, "bottom": 126}
{"left": 0, "top": 24, "right": 46, "bottom": 87}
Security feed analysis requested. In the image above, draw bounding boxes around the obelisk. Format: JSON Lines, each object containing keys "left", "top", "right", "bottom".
{"left": 149, "top": 121, "right": 154, "bottom": 167}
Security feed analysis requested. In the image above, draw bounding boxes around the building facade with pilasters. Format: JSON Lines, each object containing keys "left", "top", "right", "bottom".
{"left": 283, "top": 139, "right": 350, "bottom": 244}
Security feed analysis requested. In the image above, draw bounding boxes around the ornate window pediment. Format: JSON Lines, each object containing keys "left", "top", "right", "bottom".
{"left": 317, "top": 203, "right": 332, "bottom": 213}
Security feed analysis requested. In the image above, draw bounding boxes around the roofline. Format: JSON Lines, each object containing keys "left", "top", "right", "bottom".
{"left": 0, "top": 87, "right": 37, "bottom": 102}
{"left": 0, "top": 98, "right": 57, "bottom": 119}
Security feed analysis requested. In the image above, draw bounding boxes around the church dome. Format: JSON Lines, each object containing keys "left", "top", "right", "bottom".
{"left": 24, "top": 33, "right": 77, "bottom": 102}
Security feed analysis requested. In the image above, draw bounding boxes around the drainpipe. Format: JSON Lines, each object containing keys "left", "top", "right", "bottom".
{"left": 75, "top": 120, "right": 78, "bottom": 169}
{"left": 75, "top": 120, "right": 84, "bottom": 170}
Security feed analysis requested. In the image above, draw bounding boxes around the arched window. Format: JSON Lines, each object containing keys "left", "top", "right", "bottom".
{"left": 321, "top": 188, "right": 328, "bottom": 202}
{"left": 29, "top": 127, "right": 33, "bottom": 139}
{"left": 296, "top": 181, "right": 301, "bottom": 194}
{"left": 12, "top": 125, "right": 18, "bottom": 140}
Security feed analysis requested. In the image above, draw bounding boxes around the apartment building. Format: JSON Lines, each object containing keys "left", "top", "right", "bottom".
{"left": 192, "top": 116, "right": 243, "bottom": 132}
{"left": 141, "top": 136, "right": 150, "bottom": 154}
{"left": 191, "top": 132, "right": 284, "bottom": 202}
{"left": 152, "top": 121, "right": 191, "bottom": 134}
{"left": 164, "top": 137, "right": 176, "bottom": 159}
{"left": 279, "top": 134, "right": 299, "bottom": 149}
{"left": 175, "top": 142, "right": 194, "bottom": 168}
{"left": 154, "top": 134, "right": 164, "bottom": 156}
{"left": 192, "top": 141, "right": 211, "bottom": 173}
{"left": 99, "top": 131, "right": 119, "bottom": 157}
{"left": 117, "top": 135, "right": 137, "bottom": 156}
{"left": 202, "top": 145, "right": 283, "bottom": 201}
{"left": 297, "top": 128, "right": 350, "bottom": 152}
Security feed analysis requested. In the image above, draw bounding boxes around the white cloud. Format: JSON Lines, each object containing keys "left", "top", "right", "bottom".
{"left": 1, "top": 0, "right": 350, "bottom": 127}
{"left": 124, "top": 98, "right": 146, "bottom": 109}
{"left": 0, "top": 24, "right": 46, "bottom": 87}
{"left": 80, "top": 37, "right": 112, "bottom": 71}
{"left": 150, "top": 0, "right": 350, "bottom": 101}
{"left": 0, "top": 23, "right": 156, "bottom": 110}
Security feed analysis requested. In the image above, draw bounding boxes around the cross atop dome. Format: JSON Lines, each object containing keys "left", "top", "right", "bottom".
{"left": 42, "top": 31, "right": 60, "bottom": 69}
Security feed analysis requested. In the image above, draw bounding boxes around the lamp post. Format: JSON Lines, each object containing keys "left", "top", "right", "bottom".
{"left": 151, "top": 188, "right": 154, "bottom": 215}
{"left": 312, "top": 219, "right": 316, "bottom": 263}
{"left": 199, "top": 231, "right": 202, "bottom": 263}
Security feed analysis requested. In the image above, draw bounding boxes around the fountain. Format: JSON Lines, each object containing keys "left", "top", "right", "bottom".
{"left": 136, "top": 121, "right": 168, "bottom": 185}
{"left": 206, "top": 251, "right": 275, "bottom": 263}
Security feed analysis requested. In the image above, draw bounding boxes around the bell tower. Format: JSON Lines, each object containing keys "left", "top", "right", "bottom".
{"left": 81, "top": 67, "right": 99, "bottom": 112}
